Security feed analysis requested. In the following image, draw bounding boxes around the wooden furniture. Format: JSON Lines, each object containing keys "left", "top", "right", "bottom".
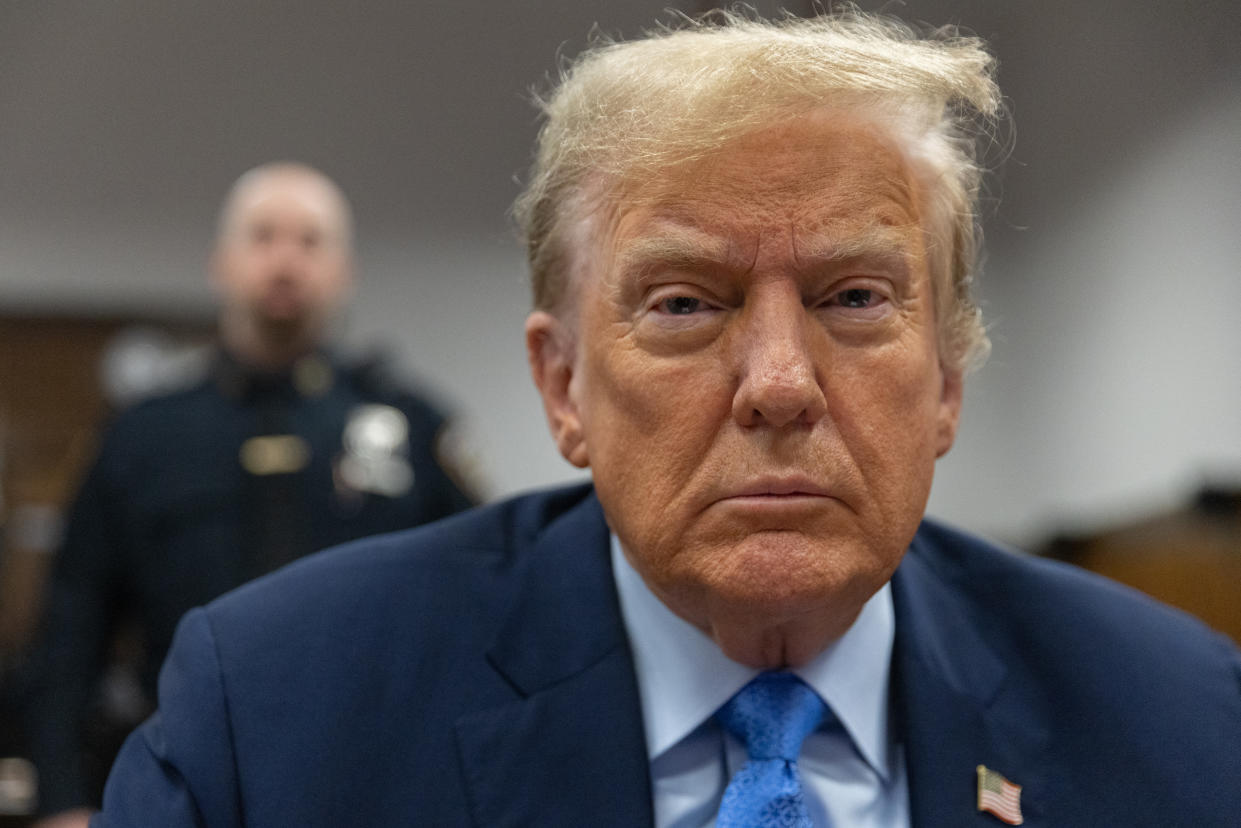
{"left": 1043, "top": 489, "right": 1241, "bottom": 645}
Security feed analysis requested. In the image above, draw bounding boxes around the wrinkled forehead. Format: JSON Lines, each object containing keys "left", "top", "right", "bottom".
{"left": 566, "top": 113, "right": 926, "bottom": 287}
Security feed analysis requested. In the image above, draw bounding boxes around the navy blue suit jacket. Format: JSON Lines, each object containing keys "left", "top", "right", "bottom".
{"left": 94, "top": 485, "right": 1241, "bottom": 826}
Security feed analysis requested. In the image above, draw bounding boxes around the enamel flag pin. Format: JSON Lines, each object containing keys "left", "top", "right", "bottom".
{"left": 976, "top": 765, "right": 1023, "bottom": 825}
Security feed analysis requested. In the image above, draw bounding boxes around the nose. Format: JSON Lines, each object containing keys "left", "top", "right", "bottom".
{"left": 273, "top": 233, "right": 306, "bottom": 263}
{"left": 267, "top": 234, "right": 311, "bottom": 277}
{"left": 731, "top": 287, "right": 828, "bottom": 429}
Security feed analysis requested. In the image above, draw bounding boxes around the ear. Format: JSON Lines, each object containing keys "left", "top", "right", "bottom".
{"left": 525, "top": 310, "right": 589, "bottom": 468}
{"left": 934, "top": 366, "right": 964, "bottom": 459}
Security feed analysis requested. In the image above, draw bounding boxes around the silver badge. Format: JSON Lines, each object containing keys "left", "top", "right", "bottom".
{"left": 0, "top": 757, "right": 38, "bottom": 816}
{"left": 337, "top": 404, "right": 414, "bottom": 497}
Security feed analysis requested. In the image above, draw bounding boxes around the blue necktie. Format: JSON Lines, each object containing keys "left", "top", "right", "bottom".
{"left": 715, "top": 671, "right": 829, "bottom": 828}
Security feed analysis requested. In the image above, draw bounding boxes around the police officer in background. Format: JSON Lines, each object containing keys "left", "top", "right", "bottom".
{"left": 24, "top": 162, "right": 476, "bottom": 828}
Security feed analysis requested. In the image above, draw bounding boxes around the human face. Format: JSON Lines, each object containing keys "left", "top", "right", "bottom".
{"left": 212, "top": 171, "right": 353, "bottom": 345}
{"left": 527, "top": 115, "right": 962, "bottom": 668}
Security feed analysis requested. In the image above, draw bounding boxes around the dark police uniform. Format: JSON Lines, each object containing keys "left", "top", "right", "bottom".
{"left": 25, "top": 348, "right": 475, "bottom": 816}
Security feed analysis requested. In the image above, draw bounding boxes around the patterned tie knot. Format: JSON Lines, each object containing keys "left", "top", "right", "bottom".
{"left": 716, "top": 672, "right": 827, "bottom": 761}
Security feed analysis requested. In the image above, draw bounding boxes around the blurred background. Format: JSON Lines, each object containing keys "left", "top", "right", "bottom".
{"left": 4, "top": 0, "right": 1240, "bottom": 539}
{"left": 1, "top": 1, "right": 1239, "bottom": 815}
{"left": 3, "top": 0, "right": 1240, "bottom": 526}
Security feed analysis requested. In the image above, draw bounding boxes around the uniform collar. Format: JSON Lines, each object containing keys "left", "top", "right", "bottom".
{"left": 611, "top": 534, "right": 897, "bottom": 783}
{"left": 212, "top": 346, "right": 335, "bottom": 401}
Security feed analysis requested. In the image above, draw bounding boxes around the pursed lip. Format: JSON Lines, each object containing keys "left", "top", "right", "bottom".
{"left": 722, "top": 476, "right": 835, "bottom": 500}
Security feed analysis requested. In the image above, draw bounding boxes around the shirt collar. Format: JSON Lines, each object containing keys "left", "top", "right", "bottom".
{"left": 610, "top": 534, "right": 897, "bottom": 782}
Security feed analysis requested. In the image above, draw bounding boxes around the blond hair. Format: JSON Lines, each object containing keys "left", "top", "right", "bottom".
{"left": 513, "top": 8, "right": 1002, "bottom": 371}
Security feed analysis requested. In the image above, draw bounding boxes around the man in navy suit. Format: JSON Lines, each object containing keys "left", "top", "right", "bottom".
{"left": 93, "top": 10, "right": 1241, "bottom": 827}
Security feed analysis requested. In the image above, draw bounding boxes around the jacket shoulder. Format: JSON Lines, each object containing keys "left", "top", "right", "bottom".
{"left": 907, "top": 518, "right": 1241, "bottom": 703}
{"left": 896, "top": 521, "right": 1241, "bottom": 821}
{"left": 201, "top": 483, "right": 597, "bottom": 646}
{"left": 913, "top": 520, "right": 1234, "bottom": 639}
{"left": 94, "top": 379, "right": 218, "bottom": 444}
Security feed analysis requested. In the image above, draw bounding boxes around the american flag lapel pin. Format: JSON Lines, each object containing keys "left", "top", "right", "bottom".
{"left": 976, "top": 764, "right": 1023, "bottom": 825}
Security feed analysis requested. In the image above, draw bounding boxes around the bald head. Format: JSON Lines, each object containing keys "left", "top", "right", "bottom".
{"left": 211, "top": 163, "right": 355, "bottom": 368}
{"left": 216, "top": 162, "right": 354, "bottom": 249}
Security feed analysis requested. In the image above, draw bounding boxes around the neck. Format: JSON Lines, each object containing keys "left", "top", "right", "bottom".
{"left": 219, "top": 313, "right": 320, "bottom": 371}
{"left": 679, "top": 575, "right": 880, "bottom": 670}
{"left": 707, "top": 608, "right": 862, "bottom": 669}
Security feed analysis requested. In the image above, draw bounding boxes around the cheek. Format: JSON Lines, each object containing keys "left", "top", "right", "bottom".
{"left": 316, "top": 265, "right": 349, "bottom": 300}
{"left": 238, "top": 257, "right": 276, "bottom": 291}
{"left": 583, "top": 340, "right": 726, "bottom": 471}
{"left": 832, "top": 341, "right": 944, "bottom": 510}
{"left": 231, "top": 266, "right": 266, "bottom": 303}
{"left": 577, "top": 337, "right": 733, "bottom": 541}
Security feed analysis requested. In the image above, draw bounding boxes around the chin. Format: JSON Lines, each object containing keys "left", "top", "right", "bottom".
{"left": 259, "top": 304, "right": 307, "bottom": 324}
{"left": 257, "top": 313, "right": 311, "bottom": 340}
{"left": 700, "top": 531, "right": 883, "bottom": 618}
{"left": 690, "top": 538, "right": 889, "bottom": 668}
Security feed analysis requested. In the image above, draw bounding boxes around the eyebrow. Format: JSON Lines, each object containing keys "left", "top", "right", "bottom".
{"left": 613, "top": 227, "right": 738, "bottom": 282}
{"left": 616, "top": 223, "right": 914, "bottom": 285}
{"left": 791, "top": 224, "right": 914, "bottom": 267}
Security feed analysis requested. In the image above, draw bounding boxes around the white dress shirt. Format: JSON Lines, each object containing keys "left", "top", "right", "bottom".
{"left": 610, "top": 535, "right": 910, "bottom": 827}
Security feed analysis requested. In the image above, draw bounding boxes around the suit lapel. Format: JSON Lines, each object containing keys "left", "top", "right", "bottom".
{"left": 454, "top": 491, "right": 653, "bottom": 827}
{"left": 892, "top": 530, "right": 1055, "bottom": 827}
{"left": 456, "top": 500, "right": 1064, "bottom": 826}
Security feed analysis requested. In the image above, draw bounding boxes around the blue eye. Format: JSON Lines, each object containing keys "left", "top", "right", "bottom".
{"left": 837, "top": 288, "right": 873, "bottom": 308}
{"left": 661, "top": 296, "right": 702, "bottom": 315}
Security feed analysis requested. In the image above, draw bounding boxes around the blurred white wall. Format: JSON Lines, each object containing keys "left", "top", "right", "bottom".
{"left": 344, "top": 232, "right": 590, "bottom": 499}
{"left": 2, "top": 1, "right": 1238, "bottom": 545}
{"left": 930, "top": 76, "right": 1241, "bottom": 541}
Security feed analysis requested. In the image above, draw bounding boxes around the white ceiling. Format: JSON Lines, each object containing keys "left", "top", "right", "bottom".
{"left": 2, "top": 1, "right": 1235, "bottom": 255}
